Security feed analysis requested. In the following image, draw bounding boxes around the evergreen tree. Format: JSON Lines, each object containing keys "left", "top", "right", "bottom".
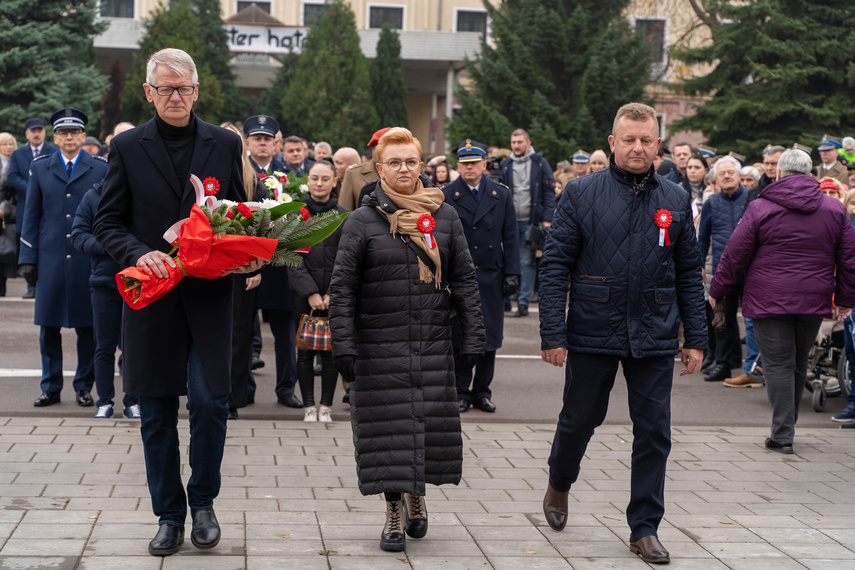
{"left": 371, "top": 24, "right": 408, "bottom": 128}
{"left": 446, "top": 0, "right": 650, "bottom": 165}
{"left": 0, "top": 0, "right": 108, "bottom": 135}
{"left": 123, "top": 0, "right": 222, "bottom": 126}
{"left": 260, "top": 53, "right": 299, "bottom": 127}
{"left": 671, "top": 0, "right": 855, "bottom": 159}
{"left": 98, "top": 60, "right": 126, "bottom": 140}
{"left": 281, "top": 0, "right": 378, "bottom": 148}
{"left": 193, "top": 0, "right": 248, "bottom": 122}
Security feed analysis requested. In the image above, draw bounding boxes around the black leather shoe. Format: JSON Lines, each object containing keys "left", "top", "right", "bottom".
{"left": 704, "top": 364, "right": 730, "bottom": 382}
{"left": 75, "top": 390, "right": 94, "bottom": 407}
{"left": 474, "top": 397, "right": 496, "bottom": 413}
{"left": 190, "top": 507, "right": 221, "bottom": 549}
{"left": 515, "top": 305, "right": 529, "bottom": 317}
{"left": 278, "top": 393, "right": 303, "bottom": 408}
{"left": 228, "top": 408, "right": 239, "bottom": 420}
{"left": 458, "top": 399, "right": 470, "bottom": 413}
{"left": 543, "top": 483, "right": 569, "bottom": 531}
{"left": 251, "top": 356, "right": 264, "bottom": 370}
{"left": 504, "top": 300, "right": 512, "bottom": 312}
{"left": 34, "top": 391, "right": 61, "bottom": 407}
{"left": 342, "top": 391, "right": 350, "bottom": 404}
{"left": 22, "top": 290, "right": 35, "bottom": 299}
{"left": 148, "top": 524, "right": 184, "bottom": 556}
{"left": 765, "top": 437, "right": 794, "bottom": 454}
{"left": 629, "top": 535, "right": 670, "bottom": 564}
{"left": 246, "top": 393, "right": 255, "bottom": 405}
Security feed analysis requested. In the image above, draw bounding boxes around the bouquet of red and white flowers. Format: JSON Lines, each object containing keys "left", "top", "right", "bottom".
{"left": 117, "top": 175, "right": 347, "bottom": 309}
{"left": 261, "top": 169, "right": 308, "bottom": 203}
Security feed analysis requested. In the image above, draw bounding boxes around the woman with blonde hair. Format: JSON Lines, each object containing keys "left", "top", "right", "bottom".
{"left": 588, "top": 149, "right": 608, "bottom": 173}
{"left": 0, "top": 132, "right": 18, "bottom": 296}
{"left": 329, "top": 127, "right": 485, "bottom": 552}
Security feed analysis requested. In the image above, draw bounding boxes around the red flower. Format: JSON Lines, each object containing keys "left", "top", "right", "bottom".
{"left": 225, "top": 209, "right": 234, "bottom": 220}
{"left": 300, "top": 207, "right": 311, "bottom": 222}
{"left": 236, "top": 203, "right": 253, "bottom": 219}
{"left": 259, "top": 172, "right": 265, "bottom": 178}
{"left": 417, "top": 213, "right": 436, "bottom": 233}
{"left": 202, "top": 177, "right": 220, "bottom": 196}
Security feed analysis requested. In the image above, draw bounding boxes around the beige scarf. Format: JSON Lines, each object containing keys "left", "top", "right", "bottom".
{"left": 379, "top": 178, "right": 446, "bottom": 288}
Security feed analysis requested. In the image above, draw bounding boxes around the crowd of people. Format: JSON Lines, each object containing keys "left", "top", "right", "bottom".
{"left": 2, "top": 45, "right": 855, "bottom": 562}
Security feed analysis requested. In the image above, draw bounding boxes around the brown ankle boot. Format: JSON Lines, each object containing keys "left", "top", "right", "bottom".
{"left": 403, "top": 493, "right": 428, "bottom": 538}
{"left": 380, "top": 500, "right": 405, "bottom": 552}
{"left": 543, "top": 483, "right": 569, "bottom": 531}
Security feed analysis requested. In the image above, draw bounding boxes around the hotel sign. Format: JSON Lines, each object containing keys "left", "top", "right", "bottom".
{"left": 224, "top": 24, "right": 309, "bottom": 54}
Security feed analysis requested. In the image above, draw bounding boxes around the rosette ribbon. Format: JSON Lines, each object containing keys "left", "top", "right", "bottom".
{"left": 116, "top": 204, "right": 277, "bottom": 309}
{"left": 654, "top": 208, "right": 672, "bottom": 247}
{"left": 417, "top": 213, "right": 437, "bottom": 249}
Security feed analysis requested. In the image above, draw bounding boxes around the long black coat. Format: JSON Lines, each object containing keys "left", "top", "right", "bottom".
{"left": 329, "top": 185, "right": 485, "bottom": 496}
{"left": 93, "top": 115, "right": 246, "bottom": 398}
{"left": 442, "top": 176, "right": 520, "bottom": 351}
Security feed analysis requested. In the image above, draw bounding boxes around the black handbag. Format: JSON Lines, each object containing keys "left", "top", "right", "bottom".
{"left": 0, "top": 220, "right": 16, "bottom": 263}
{"left": 526, "top": 223, "right": 545, "bottom": 250}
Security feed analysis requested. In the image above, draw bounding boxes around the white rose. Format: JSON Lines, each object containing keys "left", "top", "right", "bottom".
{"left": 299, "top": 184, "right": 309, "bottom": 193}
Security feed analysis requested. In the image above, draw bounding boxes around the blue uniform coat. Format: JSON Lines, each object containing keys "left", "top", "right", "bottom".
{"left": 7, "top": 143, "right": 59, "bottom": 220}
{"left": 19, "top": 150, "right": 107, "bottom": 327}
{"left": 442, "top": 176, "right": 520, "bottom": 351}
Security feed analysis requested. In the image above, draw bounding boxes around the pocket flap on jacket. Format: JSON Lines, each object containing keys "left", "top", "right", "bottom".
{"left": 572, "top": 282, "right": 610, "bottom": 303}
{"left": 670, "top": 211, "right": 680, "bottom": 224}
{"left": 654, "top": 286, "right": 677, "bottom": 304}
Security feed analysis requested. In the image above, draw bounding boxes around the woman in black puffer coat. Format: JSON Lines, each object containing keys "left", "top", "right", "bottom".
{"left": 289, "top": 159, "right": 349, "bottom": 422}
{"left": 329, "top": 128, "right": 484, "bottom": 553}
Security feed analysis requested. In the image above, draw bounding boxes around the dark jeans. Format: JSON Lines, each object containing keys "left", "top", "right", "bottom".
{"left": 229, "top": 278, "right": 257, "bottom": 410}
{"left": 91, "top": 286, "right": 136, "bottom": 408}
{"left": 138, "top": 345, "right": 228, "bottom": 527}
{"left": 264, "top": 309, "right": 298, "bottom": 398}
{"left": 297, "top": 349, "right": 336, "bottom": 407}
{"left": 844, "top": 315, "right": 855, "bottom": 404}
{"left": 548, "top": 352, "right": 673, "bottom": 543}
{"left": 714, "top": 288, "right": 742, "bottom": 370}
{"left": 454, "top": 349, "right": 496, "bottom": 402}
{"left": 39, "top": 325, "right": 94, "bottom": 394}
{"left": 753, "top": 314, "right": 823, "bottom": 444}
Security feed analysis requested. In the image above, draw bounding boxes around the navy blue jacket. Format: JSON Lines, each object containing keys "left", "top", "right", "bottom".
{"left": 539, "top": 161, "right": 707, "bottom": 357}
{"left": 697, "top": 186, "right": 747, "bottom": 273}
{"left": 8, "top": 143, "right": 58, "bottom": 221}
{"left": 500, "top": 151, "right": 556, "bottom": 224}
{"left": 71, "top": 183, "right": 122, "bottom": 290}
{"left": 19, "top": 150, "right": 108, "bottom": 328}
{"left": 250, "top": 155, "right": 287, "bottom": 176}
{"left": 442, "top": 175, "right": 520, "bottom": 351}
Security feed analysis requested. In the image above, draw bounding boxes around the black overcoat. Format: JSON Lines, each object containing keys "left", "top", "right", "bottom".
{"left": 93, "top": 115, "right": 246, "bottom": 398}
{"left": 442, "top": 176, "right": 520, "bottom": 351}
{"left": 329, "top": 185, "right": 485, "bottom": 496}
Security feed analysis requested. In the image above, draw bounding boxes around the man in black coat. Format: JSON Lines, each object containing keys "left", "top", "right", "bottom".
{"left": 94, "top": 48, "right": 261, "bottom": 557}
{"left": 539, "top": 103, "right": 706, "bottom": 564}
{"left": 442, "top": 140, "right": 520, "bottom": 414}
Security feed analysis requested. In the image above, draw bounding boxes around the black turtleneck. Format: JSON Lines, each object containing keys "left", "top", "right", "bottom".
{"left": 304, "top": 192, "right": 339, "bottom": 216}
{"left": 155, "top": 113, "right": 197, "bottom": 188}
{"left": 608, "top": 154, "right": 655, "bottom": 192}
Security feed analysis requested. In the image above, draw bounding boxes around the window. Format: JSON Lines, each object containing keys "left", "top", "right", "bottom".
{"left": 636, "top": 18, "right": 666, "bottom": 64}
{"left": 303, "top": 3, "right": 330, "bottom": 26}
{"left": 100, "top": 0, "right": 133, "bottom": 18}
{"left": 369, "top": 6, "right": 403, "bottom": 29}
{"left": 456, "top": 10, "right": 487, "bottom": 40}
{"left": 237, "top": 1, "right": 271, "bottom": 14}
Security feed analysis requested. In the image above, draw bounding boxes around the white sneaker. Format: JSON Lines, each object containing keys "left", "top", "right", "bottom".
{"left": 318, "top": 406, "right": 332, "bottom": 422}
{"left": 124, "top": 404, "right": 141, "bottom": 419}
{"left": 94, "top": 404, "right": 113, "bottom": 418}
{"left": 303, "top": 407, "right": 318, "bottom": 422}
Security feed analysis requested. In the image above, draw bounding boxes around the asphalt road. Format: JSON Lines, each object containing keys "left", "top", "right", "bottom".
{"left": 0, "top": 277, "right": 850, "bottom": 428}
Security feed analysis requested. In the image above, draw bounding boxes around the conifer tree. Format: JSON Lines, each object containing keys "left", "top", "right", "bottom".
{"left": 0, "top": 0, "right": 108, "bottom": 135}
{"left": 123, "top": 0, "right": 222, "bottom": 125}
{"left": 446, "top": 0, "right": 650, "bottom": 165}
{"left": 281, "top": 0, "right": 378, "bottom": 148}
{"left": 193, "top": 0, "right": 248, "bottom": 122}
{"left": 98, "top": 60, "right": 127, "bottom": 140}
{"left": 671, "top": 0, "right": 855, "bottom": 159}
{"left": 371, "top": 24, "right": 408, "bottom": 129}
{"left": 260, "top": 53, "right": 299, "bottom": 128}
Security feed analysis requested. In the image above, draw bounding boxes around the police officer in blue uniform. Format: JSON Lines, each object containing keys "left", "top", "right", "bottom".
{"left": 244, "top": 115, "right": 286, "bottom": 175}
{"left": 19, "top": 108, "right": 108, "bottom": 407}
{"left": 442, "top": 140, "right": 521, "bottom": 413}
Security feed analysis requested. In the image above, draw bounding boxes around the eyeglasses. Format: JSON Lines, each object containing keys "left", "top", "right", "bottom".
{"left": 382, "top": 158, "right": 421, "bottom": 171}
{"left": 55, "top": 130, "right": 83, "bottom": 138}
{"left": 308, "top": 176, "right": 334, "bottom": 184}
{"left": 149, "top": 85, "right": 196, "bottom": 97}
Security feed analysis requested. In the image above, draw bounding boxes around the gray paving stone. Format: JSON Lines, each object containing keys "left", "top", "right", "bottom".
{"left": 328, "top": 555, "right": 418, "bottom": 569}
{"left": 1, "top": 538, "right": 86, "bottom": 556}
{"left": 76, "top": 557, "right": 162, "bottom": 569}
{"left": 0, "top": 557, "right": 78, "bottom": 570}
{"left": 10, "top": 523, "right": 93, "bottom": 540}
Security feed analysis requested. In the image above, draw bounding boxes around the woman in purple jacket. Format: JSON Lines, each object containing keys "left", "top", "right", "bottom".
{"left": 710, "top": 149, "right": 855, "bottom": 454}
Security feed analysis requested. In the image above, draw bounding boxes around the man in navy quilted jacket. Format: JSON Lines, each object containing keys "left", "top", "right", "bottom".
{"left": 538, "top": 103, "right": 707, "bottom": 565}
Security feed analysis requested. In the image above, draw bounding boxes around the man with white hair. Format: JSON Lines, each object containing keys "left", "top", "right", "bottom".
{"left": 697, "top": 155, "right": 747, "bottom": 382}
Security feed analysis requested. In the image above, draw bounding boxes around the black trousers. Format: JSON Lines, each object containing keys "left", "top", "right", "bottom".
{"left": 548, "top": 351, "right": 673, "bottom": 543}
{"left": 297, "top": 349, "right": 336, "bottom": 407}
{"left": 229, "top": 278, "right": 257, "bottom": 410}
{"left": 263, "top": 309, "right": 298, "bottom": 398}
{"left": 714, "top": 288, "right": 742, "bottom": 370}
{"left": 454, "top": 349, "right": 496, "bottom": 402}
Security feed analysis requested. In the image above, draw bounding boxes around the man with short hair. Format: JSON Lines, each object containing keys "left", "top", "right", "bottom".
{"left": 571, "top": 150, "right": 590, "bottom": 179}
{"left": 19, "top": 108, "right": 107, "bottom": 409}
{"left": 313, "top": 141, "right": 332, "bottom": 161}
{"left": 332, "top": 146, "right": 360, "bottom": 194}
{"left": 82, "top": 137, "right": 102, "bottom": 156}
{"left": 698, "top": 156, "right": 747, "bottom": 382}
{"left": 500, "top": 128, "right": 555, "bottom": 317}
{"left": 8, "top": 117, "right": 58, "bottom": 298}
{"left": 281, "top": 135, "right": 309, "bottom": 176}
{"left": 540, "top": 103, "right": 705, "bottom": 564}
{"left": 757, "top": 145, "right": 785, "bottom": 191}
{"left": 816, "top": 135, "right": 848, "bottom": 186}
{"left": 95, "top": 48, "right": 259, "bottom": 557}
{"left": 664, "top": 142, "right": 693, "bottom": 184}
{"left": 244, "top": 115, "right": 285, "bottom": 175}
{"left": 442, "top": 140, "right": 520, "bottom": 414}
